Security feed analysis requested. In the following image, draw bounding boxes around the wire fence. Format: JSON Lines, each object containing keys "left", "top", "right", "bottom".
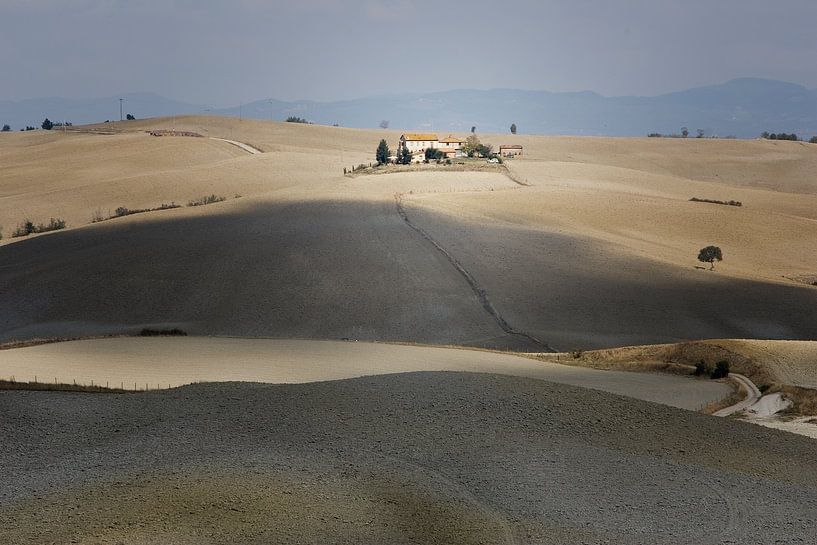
{"left": 1, "top": 375, "right": 175, "bottom": 392}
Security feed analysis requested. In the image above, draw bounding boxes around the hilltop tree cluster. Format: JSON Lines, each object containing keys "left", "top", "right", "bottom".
{"left": 761, "top": 132, "right": 799, "bottom": 141}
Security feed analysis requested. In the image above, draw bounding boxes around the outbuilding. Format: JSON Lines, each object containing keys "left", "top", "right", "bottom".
{"left": 499, "top": 144, "right": 523, "bottom": 157}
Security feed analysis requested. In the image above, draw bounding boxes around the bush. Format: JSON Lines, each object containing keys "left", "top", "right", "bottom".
{"left": 188, "top": 195, "right": 226, "bottom": 207}
{"left": 424, "top": 148, "right": 444, "bottom": 160}
{"left": 285, "top": 116, "right": 310, "bottom": 124}
{"left": 689, "top": 197, "right": 742, "bottom": 207}
{"left": 12, "top": 220, "right": 34, "bottom": 237}
{"left": 711, "top": 360, "right": 730, "bottom": 379}
{"left": 11, "top": 217, "right": 66, "bottom": 237}
{"left": 810, "top": 136, "right": 817, "bottom": 144}
{"left": 1, "top": 124, "right": 10, "bottom": 132}
{"left": 126, "top": 114, "right": 135, "bottom": 120}
{"left": 41, "top": 118, "right": 53, "bottom": 130}
{"left": 694, "top": 360, "right": 710, "bottom": 376}
{"left": 139, "top": 328, "right": 188, "bottom": 337}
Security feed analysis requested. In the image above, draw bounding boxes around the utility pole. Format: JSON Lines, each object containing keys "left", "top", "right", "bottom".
{"left": 119, "top": 98, "right": 124, "bottom": 121}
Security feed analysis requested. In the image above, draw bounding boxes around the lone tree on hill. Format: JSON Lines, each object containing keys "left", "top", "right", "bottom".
{"left": 510, "top": 123, "right": 517, "bottom": 134}
{"left": 41, "top": 118, "right": 53, "bottom": 130}
{"left": 698, "top": 245, "right": 723, "bottom": 270}
{"left": 376, "top": 139, "right": 390, "bottom": 165}
{"left": 1, "top": 124, "right": 10, "bottom": 132}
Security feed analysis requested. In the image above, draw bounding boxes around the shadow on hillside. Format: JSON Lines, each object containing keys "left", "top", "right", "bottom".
{"left": 2, "top": 198, "right": 816, "bottom": 351}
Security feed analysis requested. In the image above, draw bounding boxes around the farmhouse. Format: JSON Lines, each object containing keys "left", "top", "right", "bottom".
{"left": 397, "top": 133, "right": 466, "bottom": 160}
{"left": 499, "top": 144, "right": 523, "bottom": 157}
{"left": 398, "top": 133, "right": 439, "bottom": 154}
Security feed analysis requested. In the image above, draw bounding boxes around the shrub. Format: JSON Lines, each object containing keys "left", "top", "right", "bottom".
{"left": 285, "top": 116, "right": 310, "bottom": 124}
{"left": 694, "top": 360, "right": 710, "bottom": 376}
{"left": 810, "top": 136, "right": 817, "bottom": 144}
{"left": 41, "top": 118, "right": 53, "bottom": 130}
{"left": 126, "top": 114, "right": 136, "bottom": 120}
{"left": 711, "top": 360, "right": 730, "bottom": 379}
{"left": 41, "top": 217, "right": 66, "bottom": 231}
{"left": 188, "top": 195, "right": 226, "bottom": 207}
{"left": 425, "top": 148, "right": 444, "bottom": 160}
{"left": 689, "top": 197, "right": 742, "bottom": 207}
{"left": 114, "top": 206, "right": 130, "bottom": 217}
{"left": 571, "top": 350, "right": 583, "bottom": 359}
{"left": 11, "top": 217, "right": 66, "bottom": 237}
{"left": 139, "top": 328, "right": 188, "bottom": 337}
{"left": 1, "top": 124, "right": 10, "bottom": 132}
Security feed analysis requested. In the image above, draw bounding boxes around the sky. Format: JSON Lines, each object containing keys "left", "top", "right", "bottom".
{"left": 1, "top": 0, "right": 816, "bottom": 107}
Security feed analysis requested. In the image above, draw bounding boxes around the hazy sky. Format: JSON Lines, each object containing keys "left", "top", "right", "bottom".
{"left": 2, "top": 0, "right": 815, "bottom": 106}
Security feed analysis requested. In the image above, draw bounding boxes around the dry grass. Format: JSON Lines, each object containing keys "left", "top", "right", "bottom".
{"left": 536, "top": 352, "right": 697, "bottom": 377}
{"left": 767, "top": 384, "right": 817, "bottom": 416}
{"left": 541, "top": 341, "right": 780, "bottom": 386}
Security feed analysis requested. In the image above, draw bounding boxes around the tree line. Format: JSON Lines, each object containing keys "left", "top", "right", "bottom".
{"left": 760, "top": 131, "right": 817, "bottom": 143}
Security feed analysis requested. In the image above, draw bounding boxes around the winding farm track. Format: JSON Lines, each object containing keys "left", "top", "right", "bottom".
{"left": 210, "top": 137, "right": 263, "bottom": 154}
{"left": 713, "top": 373, "right": 762, "bottom": 417}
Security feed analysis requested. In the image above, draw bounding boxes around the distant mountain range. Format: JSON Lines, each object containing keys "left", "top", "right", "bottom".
{"left": 2, "top": 78, "right": 816, "bottom": 138}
